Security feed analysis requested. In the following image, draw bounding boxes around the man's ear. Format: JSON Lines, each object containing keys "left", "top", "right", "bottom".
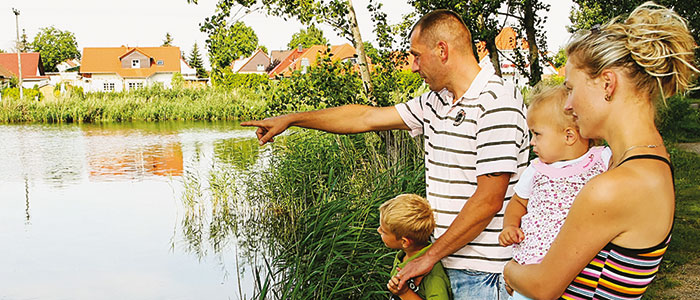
{"left": 564, "top": 127, "right": 578, "bottom": 146}
{"left": 437, "top": 40, "right": 448, "bottom": 63}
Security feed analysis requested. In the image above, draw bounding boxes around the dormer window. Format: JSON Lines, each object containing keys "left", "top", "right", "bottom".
{"left": 157, "top": 60, "right": 164, "bottom": 66}
{"left": 131, "top": 59, "right": 140, "bottom": 68}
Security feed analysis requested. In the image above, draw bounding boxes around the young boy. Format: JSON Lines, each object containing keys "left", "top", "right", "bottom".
{"left": 378, "top": 194, "right": 452, "bottom": 300}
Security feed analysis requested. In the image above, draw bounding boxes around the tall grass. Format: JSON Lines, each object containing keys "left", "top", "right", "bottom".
{"left": 0, "top": 85, "right": 269, "bottom": 123}
{"left": 240, "top": 130, "right": 425, "bottom": 299}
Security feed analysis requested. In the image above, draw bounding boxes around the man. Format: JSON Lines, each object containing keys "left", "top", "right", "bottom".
{"left": 242, "top": 10, "right": 528, "bottom": 299}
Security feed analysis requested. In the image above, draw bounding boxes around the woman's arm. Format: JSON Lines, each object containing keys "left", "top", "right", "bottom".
{"left": 504, "top": 175, "right": 624, "bottom": 299}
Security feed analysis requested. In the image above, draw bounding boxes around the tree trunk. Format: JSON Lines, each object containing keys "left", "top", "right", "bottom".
{"left": 476, "top": 12, "right": 502, "bottom": 76}
{"left": 346, "top": 0, "right": 375, "bottom": 105}
{"left": 523, "top": 0, "right": 542, "bottom": 86}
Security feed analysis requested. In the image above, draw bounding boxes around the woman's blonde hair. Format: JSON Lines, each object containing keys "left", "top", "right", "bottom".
{"left": 379, "top": 194, "right": 435, "bottom": 244}
{"left": 527, "top": 84, "right": 575, "bottom": 129}
{"left": 565, "top": 1, "right": 699, "bottom": 103}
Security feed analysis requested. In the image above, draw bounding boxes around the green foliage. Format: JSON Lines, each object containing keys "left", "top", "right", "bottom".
{"left": 287, "top": 24, "right": 329, "bottom": 50}
{"left": 0, "top": 85, "right": 268, "bottom": 123}
{"left": 264, "top": 53, "right": 367, "bottom": 114}
{"left": 553, "top": 47, "right": 567, "bottom": 68}
{"left": 246, "top": 130, "right": 425, "bottom": 299}
{"left": 205, "top": 21, "right": 258, "bottom": 69}
{"left": 1, "top": 86, "right": 43, "bottom": 101}
{"left": 171, "top": 72, "right": 185, "bottom": 89}
{"left": 212, "top": 68, "right": 269, "bottom": 90}
{"left": 568, "top": 0, "right": 699, "bottom": 44}
{"left": 657, "top": 96, "right": 700, "bottom": 143}
{"left": 188, "top": 43, "right": 208, "bottom": 78}
{"left": 18, "top": 29, "right": 31, "bottom": 53}
{"left": 162, "top": 32, "right": 174, "bottom": 46}
{"left": 31, "top": 26, "right": 80, "bottom": 72}
{"left": 259, "top": 45, "right": 268, "bottom": 54}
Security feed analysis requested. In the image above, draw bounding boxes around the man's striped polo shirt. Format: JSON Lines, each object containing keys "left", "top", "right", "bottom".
{"left": 395, "top": 65, "right": 529, "bottom": 273}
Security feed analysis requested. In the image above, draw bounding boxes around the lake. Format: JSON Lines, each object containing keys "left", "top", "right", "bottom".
{"left": 0, "top": 121, "right": 269, "bottom": 300}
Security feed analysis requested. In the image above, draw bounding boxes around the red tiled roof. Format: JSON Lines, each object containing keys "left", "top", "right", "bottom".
{"left": 477, "top": 27, "right": 529, "bottom": 60}
{"left": 0, "top": 52, "right": 46, "bottom": 79}
{"left": 80, "top": 46, "right": 181, "bottom": 78}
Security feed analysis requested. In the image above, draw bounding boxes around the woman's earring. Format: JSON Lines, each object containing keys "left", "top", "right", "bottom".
{"left": 605, "top": 94, "right": 611, "bottom": 101}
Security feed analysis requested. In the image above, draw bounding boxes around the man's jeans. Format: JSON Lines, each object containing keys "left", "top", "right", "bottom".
{"left": 446, "top": 268, "right": 510, "bottom": 300}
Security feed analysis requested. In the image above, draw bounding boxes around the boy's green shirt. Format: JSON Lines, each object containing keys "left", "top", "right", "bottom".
{"left": 390, "top": 244, "right": 453, "bottom": 300}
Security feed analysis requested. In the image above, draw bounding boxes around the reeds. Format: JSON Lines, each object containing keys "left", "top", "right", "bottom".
{"left": 0, "top": 85, "right": 269, "bottom": 123}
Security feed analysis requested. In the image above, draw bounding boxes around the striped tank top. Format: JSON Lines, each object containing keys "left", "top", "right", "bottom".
{"left": 561, "top": 154, "right": 674, "bottom": 300}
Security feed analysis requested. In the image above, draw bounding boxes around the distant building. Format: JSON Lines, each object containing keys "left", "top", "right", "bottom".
{"left": 0, "top": 52, "right": 50, "bottom": 89}
{"left": 79, "top": 46, "right": 182, "bottom": 92}
{"left": 232, "top": 48, "right": 271, "bottom": 74}
{"left": 56, "top": 58, "right": 80, "bottom": 72}
{"left": 267, "top": 43, "right": 358, "bottom": 78}
{"left": 476, "top": 27, "right": 558, "bottom": 87}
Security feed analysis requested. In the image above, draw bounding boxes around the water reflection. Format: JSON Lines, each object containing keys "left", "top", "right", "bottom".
{"left": 0, "top": 121, "right": 265, "bottom": 300}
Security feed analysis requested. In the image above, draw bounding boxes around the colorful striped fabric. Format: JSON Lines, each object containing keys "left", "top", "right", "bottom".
{"left": 560, "top": 232, "right": 671, "bottom": 300}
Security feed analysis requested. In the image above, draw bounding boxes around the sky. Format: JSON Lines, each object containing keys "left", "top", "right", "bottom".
{"left": 0, "top": 0, "right": 574, "bottom": 69}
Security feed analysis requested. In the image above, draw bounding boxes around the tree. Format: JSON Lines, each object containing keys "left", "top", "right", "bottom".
{"left": 204, "top": 21, "right": 258, "bottom": 70}
{"left": 188, "top": 42, "right": 208, "bottom": 78}
{"left": 504, "top": 0, "right": 551, "bottom": 86}
{"left": 569, "top": 0, "right": 698, "bottom": 40}
{"left": 193, "top": 0, "right": 376, "bottom": 101}
{"left": 287, "top": 24, "right": 329, "bottom": 49}
{"left": 162, "top": 32, "right": 174, "bottom": 46}
{"left": 553, "top": 47, "right": 567, "bottom": 68}
{"left": 18, "top": 29, "right": 31, "bottom": 52}
{"left": 259, "top": 45, "right": 268, "bottom": 54}
{"left": 31, "top": 26, "right": 80, "bottom": 72}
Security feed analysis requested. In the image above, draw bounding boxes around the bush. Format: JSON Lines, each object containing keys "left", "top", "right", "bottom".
{"left": 657, "top": 95, "right": 700, "bottom": 142}
{"left": 212, "top": 68, "right": 269, "bottom": 90}
{"left": 264, "top": 54, "right": 368, "bottom": 115}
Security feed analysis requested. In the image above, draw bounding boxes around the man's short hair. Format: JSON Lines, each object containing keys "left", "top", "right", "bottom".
{"left": 411, "top": 9, "right": 472, "bottom": 54}
{"left": 379, "top": 194, "right": 435, "bottom": 244}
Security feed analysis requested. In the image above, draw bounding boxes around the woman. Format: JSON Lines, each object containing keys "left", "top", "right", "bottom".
{"left": 503, "top": 2, "right": 698, "bottom": 299}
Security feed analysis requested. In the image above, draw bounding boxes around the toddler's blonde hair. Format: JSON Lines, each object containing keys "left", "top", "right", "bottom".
{"left": 379, "top": 194, "right": 435, "bottom": 244}
{"left": 527, "top": 84, "right": 575, "bottom": 130}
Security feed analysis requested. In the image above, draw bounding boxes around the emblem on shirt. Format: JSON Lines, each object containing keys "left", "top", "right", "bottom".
{"left": 453, "top": 109, "right": 466, "bottom": 126}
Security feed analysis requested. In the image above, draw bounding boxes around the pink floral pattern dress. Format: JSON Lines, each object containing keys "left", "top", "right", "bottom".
{"left": 512, "top": 146, "right": 609, "bottom": 265}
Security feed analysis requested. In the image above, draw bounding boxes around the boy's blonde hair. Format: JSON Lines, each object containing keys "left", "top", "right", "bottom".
{"left": 527, "top": 84, "right": 575, "bottom": 130}
{"left": 379, "top": 194, "right": 435, "bottom": 244}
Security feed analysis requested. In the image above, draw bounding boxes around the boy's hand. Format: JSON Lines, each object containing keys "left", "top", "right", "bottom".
{"left": 499, "top": 225, "right": 525, "bottom": 246}
{"left": 388, "top": 274, "right": 408, "bottom": 296}
{"left": 240, "top": 115, "right": 291, "bottom": 145}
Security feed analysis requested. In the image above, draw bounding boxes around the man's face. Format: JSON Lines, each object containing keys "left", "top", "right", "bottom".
{"left": 410, "top": 28, "right": 443, "bottom": 91}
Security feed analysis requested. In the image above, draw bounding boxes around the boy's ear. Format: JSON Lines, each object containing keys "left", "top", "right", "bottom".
{"left": 564, "top": 127, "right": 578, "bottom": 146}
{"left": 400, "top": 237, "right": 414, "bottom": 249}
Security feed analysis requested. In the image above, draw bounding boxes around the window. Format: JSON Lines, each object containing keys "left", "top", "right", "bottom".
{"left": 157, "top": 60, "right": 164, "bottom": 66}
{"left": 257, "top": 64, "right": 264, "bottom": 71}
{"left": 128, "top": 82, "right": 144, "bottom": 90}
{"left": 301, "top": 58, "right": 310, "bottom": 74}
{"left": 103, "top": 82, "right": 115, "bottom": 91}
{"left": 132, "top": 59, "right": 140, "bottom": 68}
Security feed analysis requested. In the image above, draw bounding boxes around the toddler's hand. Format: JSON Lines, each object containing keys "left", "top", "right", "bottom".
{"left": 499, "top": 225, "right": 525, "bottom": 246}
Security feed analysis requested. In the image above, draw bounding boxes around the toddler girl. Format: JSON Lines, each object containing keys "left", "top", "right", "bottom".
{"left": 498, "top": 84, "right": 610, "bottom": 300}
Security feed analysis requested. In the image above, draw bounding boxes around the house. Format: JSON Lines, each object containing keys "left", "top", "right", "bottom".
{"left": 0, "top": 52, "right": 50, "bottom": 89}
{"left": 56, "top": 58, "right": 80, "bottom": 72}
{"left": 476, "top": 27, "right": 558, "bottom": 87}
{"left": 232, "top": 48, "right": 271, "bottom": 74}
{"left": 80, "top": 46, "right": 182, "bottom": 92}
{"left": 267, "top": 43, "right": 359, "bottom": 78}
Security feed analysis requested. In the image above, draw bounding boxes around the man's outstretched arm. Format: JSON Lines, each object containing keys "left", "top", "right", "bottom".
{"left": 241, "top": 104, "right": 409, "bottom": 145}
